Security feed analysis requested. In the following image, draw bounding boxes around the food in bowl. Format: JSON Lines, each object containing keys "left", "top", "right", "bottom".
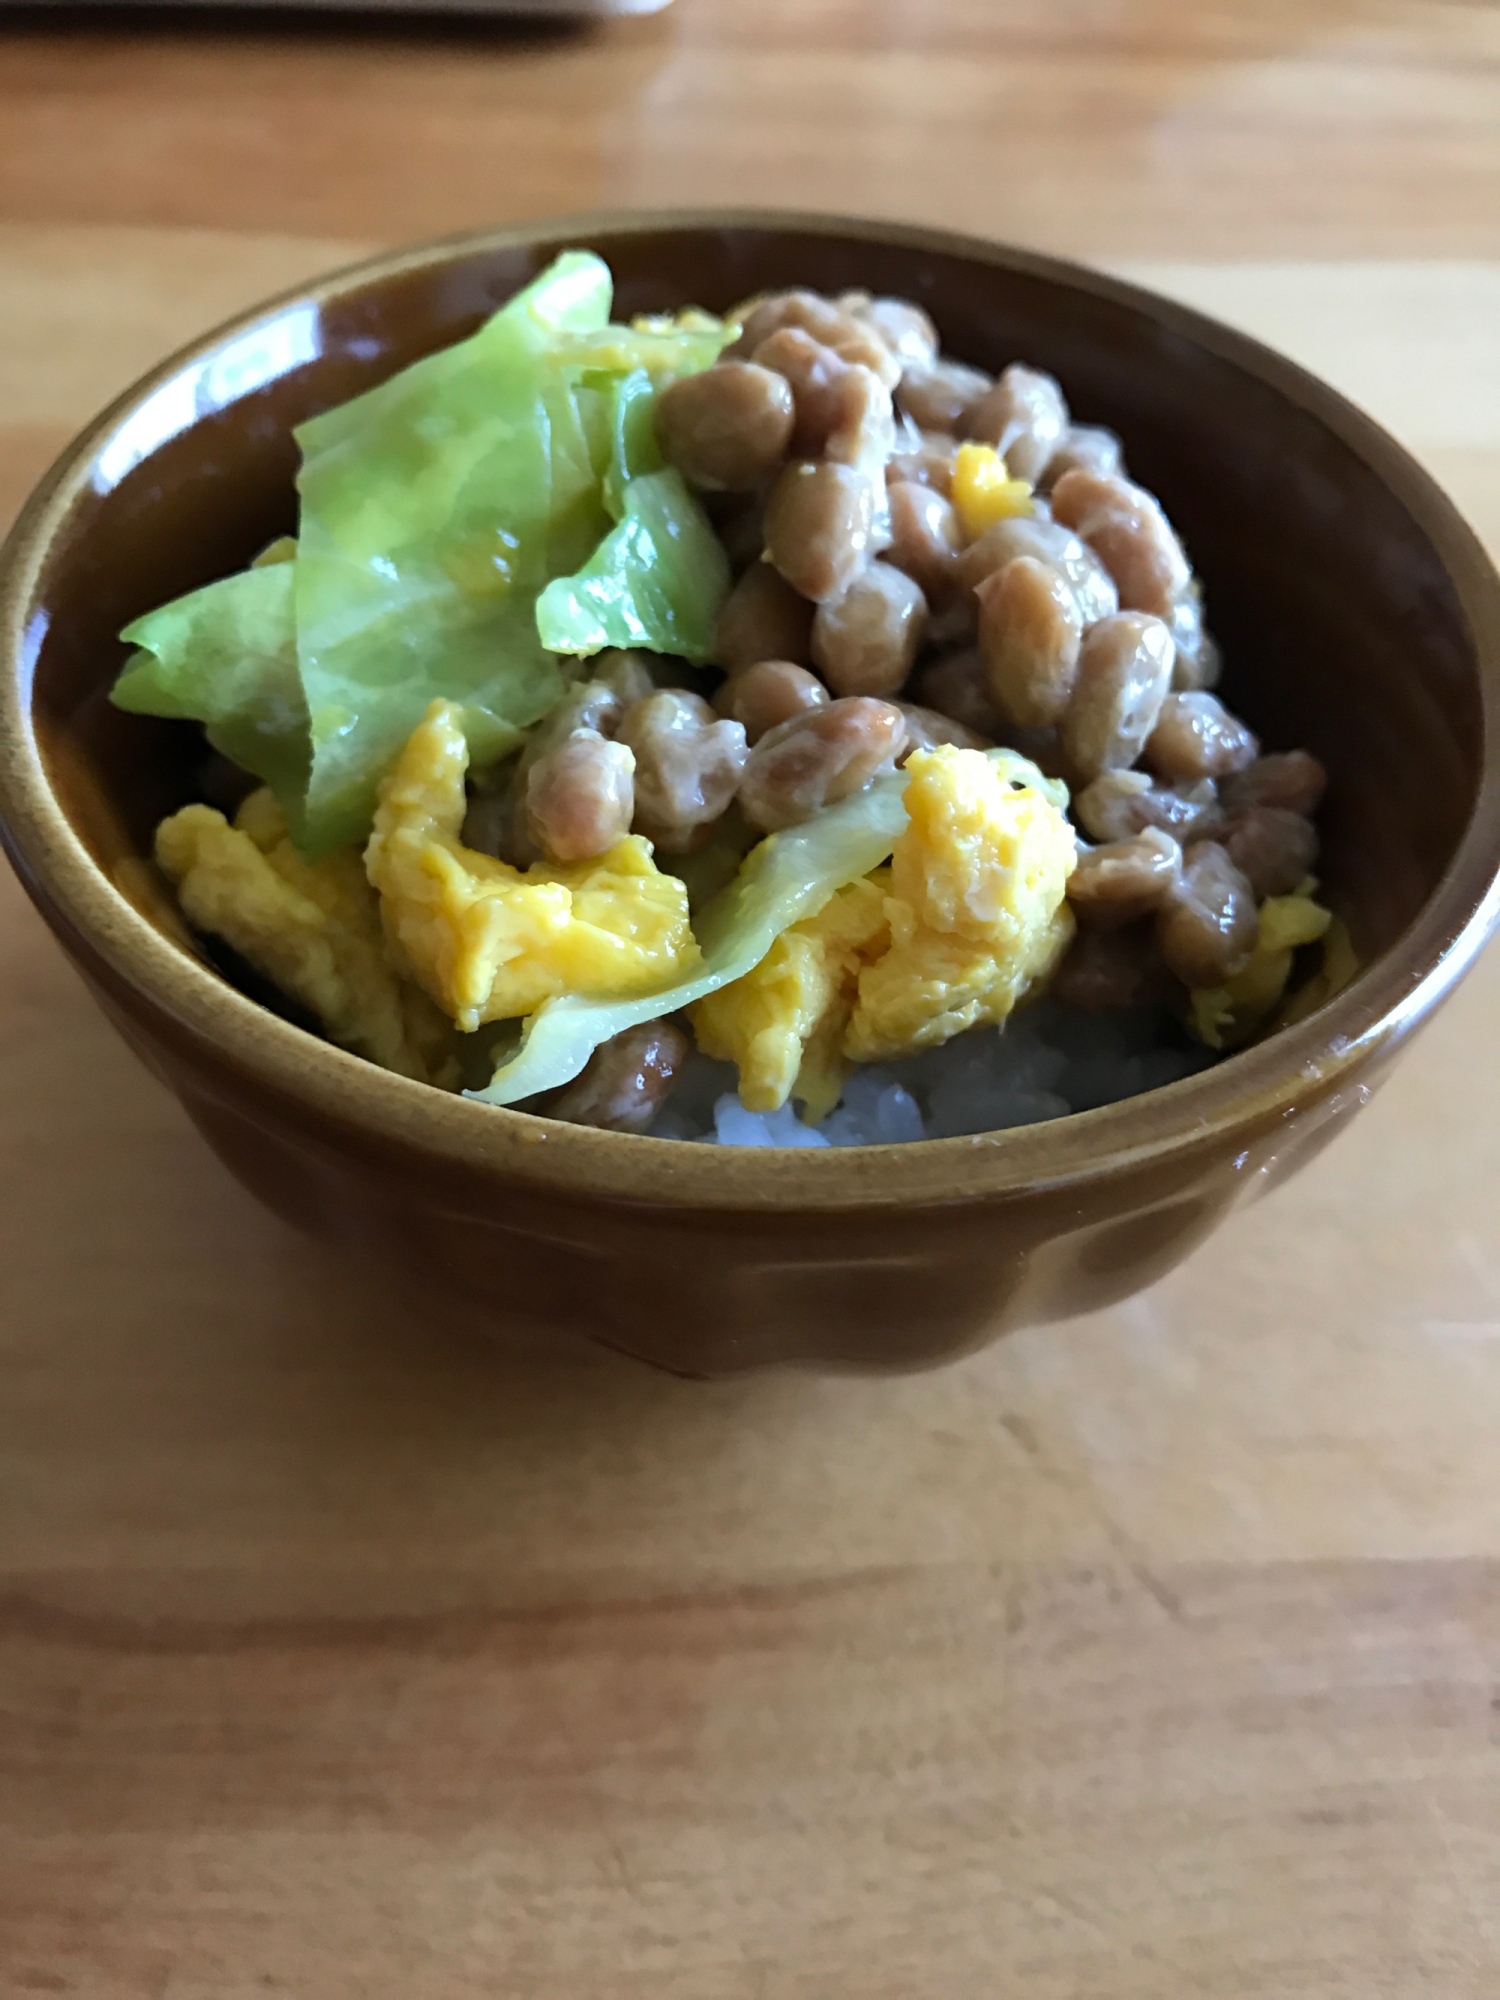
{"left": 112, "top": 251, "right": 1352, "bottom": 1146}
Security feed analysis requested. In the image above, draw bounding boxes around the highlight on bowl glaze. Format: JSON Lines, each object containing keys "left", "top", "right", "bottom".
{"left": 2, "top": 212, "right": 1498, "bottom": 1374}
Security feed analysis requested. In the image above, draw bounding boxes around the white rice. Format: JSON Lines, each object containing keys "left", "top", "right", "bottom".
{"left": 647, "top": 1002, "right": 1217, "bottom": 1147}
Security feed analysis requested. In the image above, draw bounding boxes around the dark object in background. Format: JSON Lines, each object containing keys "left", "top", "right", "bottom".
{"left": 0, "top": 0, "right": 671, "bottom": 13}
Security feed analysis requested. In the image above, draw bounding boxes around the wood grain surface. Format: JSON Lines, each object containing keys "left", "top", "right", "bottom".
{"left": 3, "top": 3, "right": 1500, "bottom": 1992}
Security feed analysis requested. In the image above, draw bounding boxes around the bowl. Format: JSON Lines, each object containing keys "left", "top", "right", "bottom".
{"left": 3, "top": 212, "right": 1498, "bottom": 1377}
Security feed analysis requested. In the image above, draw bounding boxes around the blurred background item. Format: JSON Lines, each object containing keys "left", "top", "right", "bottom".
{"left": 0, "top": 0, "right": 675, "bottom": 11}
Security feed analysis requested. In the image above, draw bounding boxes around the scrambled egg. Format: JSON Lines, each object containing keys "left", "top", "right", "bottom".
{"left": 846, "top": 747, "right": 1077, "bottom": 1062}
{"left": 1188, "top": 887, "right": 1336, "bottom": 1050}
{"left": 156, "top": 722, "right": 1079, "bottom": 1115}
{"left": 690, "top": 873, "right": 890, "bottom": 1117}
{"left": 364, "top": 699, "right": 697, "bottom": 1034}
{"left": 952, "top": 442, "right": 1034, "bottom": 540}
{"left": 693, "top": 747, "right": 1077, "bottom": 1112}
{"left": 155, "top": 787, "right": 457, "bottom": 1086}
{"left": 1273, "top": 915, "right": 1359, "bottom": 1032}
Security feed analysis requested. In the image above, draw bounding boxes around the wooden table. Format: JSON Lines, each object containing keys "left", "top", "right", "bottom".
{"left": 4, "top": 4, "right": 1500, "bottom": 1991}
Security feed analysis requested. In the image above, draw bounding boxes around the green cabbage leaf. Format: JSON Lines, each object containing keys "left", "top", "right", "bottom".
{"left": 290, "top": 250, "right": 615, "bottom": 854}
{"left": 111, "top": 255, "right": 732, "bottom": 858}
{"left": 111, "top": 560, "right": 311, "bottom": 831}
{"left": 536, "top": 362, "right": 731, "bottom": 664}
{"left": 535, "top": 466, "right": 730, "bottom": 665}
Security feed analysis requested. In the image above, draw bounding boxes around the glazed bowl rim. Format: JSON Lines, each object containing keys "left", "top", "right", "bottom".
{"left": 2, "top": 207, "right": 1498, "bottom": 1214}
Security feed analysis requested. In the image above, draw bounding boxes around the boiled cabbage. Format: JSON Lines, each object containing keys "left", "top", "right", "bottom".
{"left": 537, "top": 362, "right": 731, "bottom": 663}
{"left": 111, "top": 561, "right": 310, "bottom": 832}
{"left": 112, "top": 255, "right": 733, "bottom": 858}
{"left": 536, "top": 467, "right": 730, "bottom": 664}
{"left": 290, "top": 252, "right": 614, "bottom": 853}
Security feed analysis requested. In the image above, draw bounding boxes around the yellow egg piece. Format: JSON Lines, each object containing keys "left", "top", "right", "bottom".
{"left": 1273, "top": 914, "right": 1360, "bottom": 1033}
{"left": 693, "top": 747, "right": 1077, "bottom": 1112}
{"left": 1188, "top": 890, "right": 1334, "bottom": 1051}
{"left": 155, "top": 788, "right": 456, "bottom": 1086}
{"left": 364, "top": 699, "right": 698, "bottom": 1034}
{"left": 689, "top": 873, "right": 889, "bottom": 1117}
{"left": 952, "top": 441, "right": 1034, "bottom": 540}
{"left": 844, "top": 746, "right": 1076, "bottom": 1063}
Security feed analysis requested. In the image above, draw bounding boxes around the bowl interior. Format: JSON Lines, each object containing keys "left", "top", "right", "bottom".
{"left": 12, "top": 219, "right": 1492, "bottom": 1033}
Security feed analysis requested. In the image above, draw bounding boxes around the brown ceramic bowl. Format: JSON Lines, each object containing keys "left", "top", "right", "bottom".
{"left": 2, "top": 214, "right": 1499, "bottom": 1376}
